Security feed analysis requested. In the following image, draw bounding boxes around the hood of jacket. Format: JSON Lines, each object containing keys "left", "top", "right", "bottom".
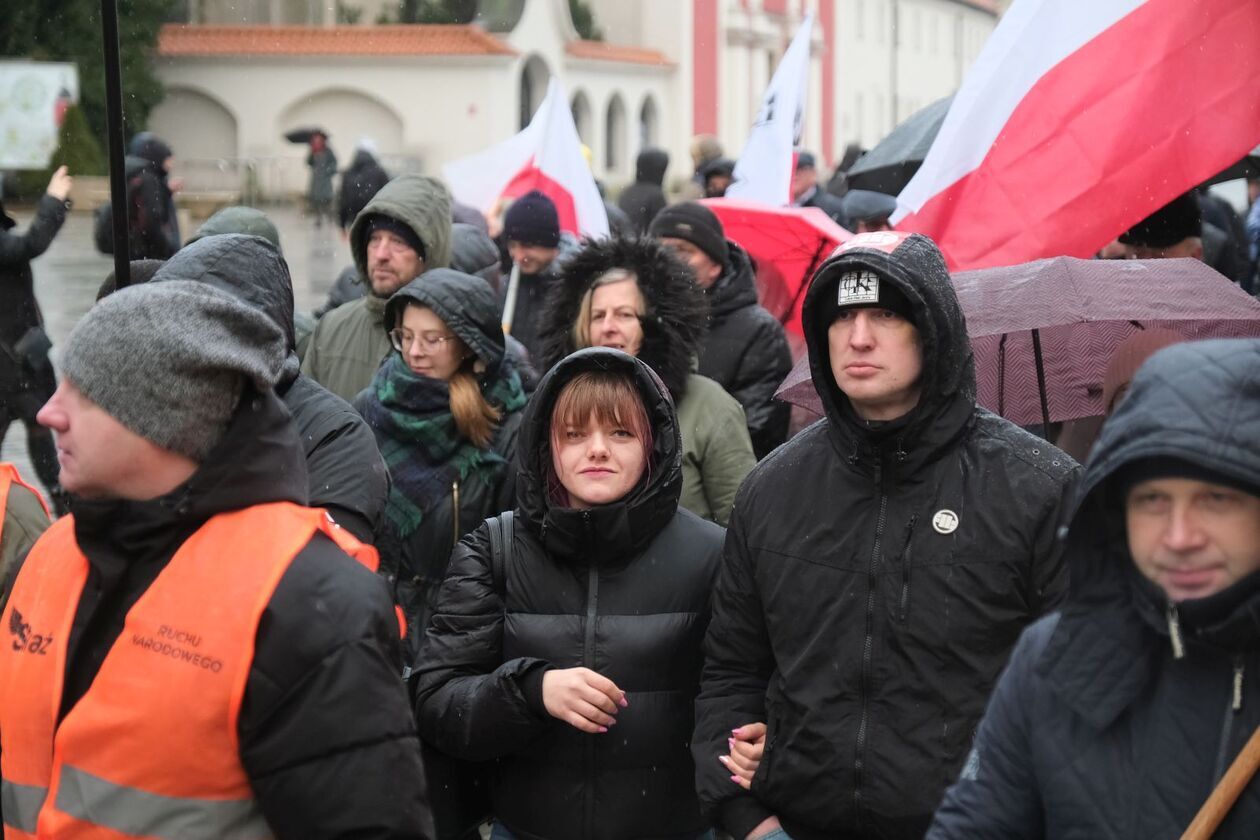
{"left": 635, "top": 148, "right": 670, "bottom": 186}
{"left": 151, "top": 234, "right": 301, "bottom": 385}
{"left": 707, "top": 240, "right": 759, "bottom": 318}
{"left": 347, "top": 149, "right": 380, "bottom": 172}
{"left": 383, "top": 268, "right": 506, "bottom": 376}
{"left": 349, "top": 174, "right": 452, "bottom": 281}
{"left": 1063, "top": 339, "right": 1260, "bottom": 640}
{"left": 129, "top": 132, "right": 172, "bottom": 168}
{"left": 186, "top": 207, "right": 282, "bottom": 252}
{"left": 537, "top": 237, "right": 706, "bottom": 401}
{"left": 450, "top": 222, "right": 501, "bottom": 286}
{"left": 801, "top": 232, "right": 976, "bottom": 470}
{"left": 515, "top": 347, "right": 682, "bottom": 564}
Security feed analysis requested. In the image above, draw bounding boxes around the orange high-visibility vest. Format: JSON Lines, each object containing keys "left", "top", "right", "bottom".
{"left": 0, "top": 501, "right": 378, "bottom": 839}
{"left": 0, "top": 463, "right": 51, "bottom": 544}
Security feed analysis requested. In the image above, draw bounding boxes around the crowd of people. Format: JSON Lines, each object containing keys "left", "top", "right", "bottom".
{"left": 1, "top": 129, "right": 1260, "bottom": 840}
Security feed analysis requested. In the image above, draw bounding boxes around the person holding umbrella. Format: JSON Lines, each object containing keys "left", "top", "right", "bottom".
{"left": 694, "top": 231, "right": 1078, "bottom": 840}
{"left": 306, "top": 130, "right": 338, "bottom": 228}
{"left": 929, "top": 339, "right": 1260, "bottom": 839}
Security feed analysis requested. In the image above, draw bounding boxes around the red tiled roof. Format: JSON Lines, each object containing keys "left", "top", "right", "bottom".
{"left": 565, "top": 40, "right": 672, "bottom": 66}
{"left": 158, "top": 24, "right": 517, "bottom": 57}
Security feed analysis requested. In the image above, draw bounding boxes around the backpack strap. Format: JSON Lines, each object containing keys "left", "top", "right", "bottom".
{"left": 484, "top": 510, "right": 514, "bottom": 601}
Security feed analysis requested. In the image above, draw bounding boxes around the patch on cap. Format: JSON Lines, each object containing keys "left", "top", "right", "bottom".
{"left": 838, "top": 270, "right": 881, "bottom": 306}
{"left": 835, "top": 230, "right": 912, "bottom": 255}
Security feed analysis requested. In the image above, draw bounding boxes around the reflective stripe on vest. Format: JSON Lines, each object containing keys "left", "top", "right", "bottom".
{"left": 0, "top": 502, "right": 378, "bottom": 839}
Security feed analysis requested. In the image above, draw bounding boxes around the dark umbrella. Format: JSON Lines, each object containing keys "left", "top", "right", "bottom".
{"left": 776, "top": 257, "right": 1260, "bottom": 426}
{"left": 284, "top": 127, "right": 328, "bottom": 144}
{"left": 1201, "top": 144, "right": 1260, "bottom": 186}
{"left": 844, "top": 96, "right": 953, "bottom": 195}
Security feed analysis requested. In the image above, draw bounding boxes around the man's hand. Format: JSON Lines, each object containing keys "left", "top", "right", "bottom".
{"left": 46, "top": 166, "right": 72, "bottom": 201}
{"left": 719, "top": 722, "right": 766, "bottom": 790}
{"left": 541, "top": 667, "right": 628, "bottom": 733}
{"left": 746, "top": 815, "right": 783, "bottom": 839}
{"left": 167, "top": 175, "right": 185, "bottom": 193}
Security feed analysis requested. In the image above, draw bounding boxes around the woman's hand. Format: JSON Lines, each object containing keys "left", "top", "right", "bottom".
{"left": 542, "top": 667, "right": 628, "bottom": 733}
{"left": 719, "top": 722, "right": 766, "bottom": 790}
{"left": 46, "top": 166, "right": 72, "bottom": 201}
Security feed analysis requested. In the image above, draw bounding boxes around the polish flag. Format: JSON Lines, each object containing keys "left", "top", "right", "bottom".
{"left": 726, "top": 14, "right": 814, "bottom": 206}
{"left": 444, "top": 78, "right": 609, "bottom": 238}
{"left": 894, "top": 0, "right": 1260, "bottom": 271}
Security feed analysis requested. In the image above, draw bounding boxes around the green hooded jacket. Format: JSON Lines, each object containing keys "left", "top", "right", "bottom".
{"left": 302, "top": 175, "right": 452, "bottom": 401}
{"left": 0, "top": 466, "right": 50, "bottom": 606}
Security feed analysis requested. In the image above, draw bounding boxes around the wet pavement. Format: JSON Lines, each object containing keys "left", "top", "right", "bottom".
{"left": 2, "top": 203, "right": 355, "bottom": 500}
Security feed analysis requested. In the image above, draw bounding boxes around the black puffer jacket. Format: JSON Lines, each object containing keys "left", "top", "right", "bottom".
{"left": 693, "top": 233, "right": 1078, "bottom": 840}
{"left": 618, "top": 148, "right": 669, "bottom": 235}
{"left": 413, "top": 348, "right": 725, "bottom": 840}
{"left": 1, "top": 387, "right": 429, "bottom": 838}
{"left": 0, "top": 194, "right": 66, "bottom": 352}
{"left": 339, "top": 149, "right": 391, "bottom": 230}
{"left": 698, "top": 242, "right": 792, "bottom": 458}
{"left": 152, "top": 234, "right": 389, "bottom": 542}
{"left": 930, "top": 339, "right": 1260, "bottom": 840}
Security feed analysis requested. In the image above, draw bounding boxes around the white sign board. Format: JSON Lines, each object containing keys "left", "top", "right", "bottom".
{"left": 0, "top": 61, "right": 80, "bottom": 170}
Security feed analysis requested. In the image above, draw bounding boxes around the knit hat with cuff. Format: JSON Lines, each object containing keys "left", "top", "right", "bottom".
{"left": 61, "top": 280, "right": 287, "bottom": 461}
{"left": 649, "top": 202, "right": 728, "bottom": 268}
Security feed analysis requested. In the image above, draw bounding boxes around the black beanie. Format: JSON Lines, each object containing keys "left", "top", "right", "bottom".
{"left": 365, "top": 214, "right": 427, "bottom": 260}
{"left": 649, "top": 202, "right": 728, "bottom": 267}
{"left": 1115, "top": 456, "right": 1260, "bottom": 502}
{"left": 1119, "top": 192, "right": 1202, "bottom": 248}
{"left": 819, "top": 268, "right": 917, "bottom": 327}
{"left": 504, "top": 190, "right": 561, "bottom": 248}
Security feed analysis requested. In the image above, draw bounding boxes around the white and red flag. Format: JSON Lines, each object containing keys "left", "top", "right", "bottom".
{"left": 444, "top": 77, "right": 609, "bottom": 238}
{"left": 894, "top": 0, "right": 1260, "bottom": 270}
{"left": 726, "top": 14, "right": 814, "bottom": 206}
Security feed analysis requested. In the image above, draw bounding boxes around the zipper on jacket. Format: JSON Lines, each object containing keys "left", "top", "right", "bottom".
{"left": 897, "top": 516, "right": 918, "bottom": 624}
{"left": 451, "top": 480, "right": 461, "bottom": 548}
{"left": 582, "top": 510, "right": 599, "bottom": 839}
{"left": 1166, "top": 603, "right": 1185, "bottom": 660}
{"left": 853, "top": 460, "right": 888, "bottom": 825}
{"left": 1212, "top": 656, "right": 1246, "bottom": 783}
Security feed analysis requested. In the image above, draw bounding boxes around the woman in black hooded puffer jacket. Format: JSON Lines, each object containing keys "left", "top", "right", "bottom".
{"left": 413, "top": 347, "right": 724, "bottom": 840}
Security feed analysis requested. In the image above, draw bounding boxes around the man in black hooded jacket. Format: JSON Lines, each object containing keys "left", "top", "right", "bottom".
{"left": 930, "top": 338, "right": 1260, "bottom": 839}
{"left": 618, "top": 148, "right": 669, "bottom": 235}
{"left": 693, "top": 231, "right": 1078, "bottom": 840}
{"left": 149, "top": 234, "right": 390, "bottom": 544}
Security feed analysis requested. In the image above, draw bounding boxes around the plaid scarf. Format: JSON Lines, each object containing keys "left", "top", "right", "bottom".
{"left": 361, "top": 353, "right": 527, "bottom": 538}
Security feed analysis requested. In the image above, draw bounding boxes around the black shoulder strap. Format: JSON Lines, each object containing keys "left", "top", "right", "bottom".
{"left": 485, "top": 511, "right": 514, "bottom": 600}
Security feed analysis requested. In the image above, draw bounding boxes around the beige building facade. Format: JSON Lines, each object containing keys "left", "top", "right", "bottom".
{"left": 150, "top": 0, "right": 997, "bottom": 197}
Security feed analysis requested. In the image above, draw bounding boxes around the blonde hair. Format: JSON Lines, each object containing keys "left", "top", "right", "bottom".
{"left": 571, "top": 268, "right": 641, "bottom": 349}
{"left": 449, "top": 358, "right": 502, "bottom": 449}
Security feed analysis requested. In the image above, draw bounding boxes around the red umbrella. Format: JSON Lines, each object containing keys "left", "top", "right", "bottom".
{"left": 700, "top": 198, "right": 851, "bottom": 341}
{"left": 776, "top": 257, "right": 1260, "bottom": 425}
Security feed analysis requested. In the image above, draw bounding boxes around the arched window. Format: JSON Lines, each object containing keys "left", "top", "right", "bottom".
{"left": 519, "top": 55, "right": 550, "bottom": 130}
{"left": 605, "top": 94, "right": 626, "bottom": 173}
{"left": 638, "top": 95, "right": 659, "bottom": 149}
{"left": 571, "top": 91, "right": 593, "bottom": 145}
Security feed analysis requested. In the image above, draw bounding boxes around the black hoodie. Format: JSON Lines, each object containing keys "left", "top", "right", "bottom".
{"left": 413, "top": 348, "right": 724, "bottom": 840}
{"left": 931, "top": 339, "right": 1260, "bottom": 839}
{"left": 617, "top": 148, "right": 670, "bottom": 235}
{"left": 694, "top": 233, "right": 1078, "bottom": 840}
{"left": 697, "top": 241, "right": 793, "bottom": 457}
{"left": 5, "top": 389, "right": 429, "bottom": 838}
{"left": 153, "top": 234, "right": 389, "bottom": 542}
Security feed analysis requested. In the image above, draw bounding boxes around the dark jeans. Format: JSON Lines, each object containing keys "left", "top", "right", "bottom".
{"left": 0, "top": 374, "right": 60, "bottom": 507}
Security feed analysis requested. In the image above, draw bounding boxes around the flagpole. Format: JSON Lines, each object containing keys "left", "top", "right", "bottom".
{"left": 502, "top": 264, "right": 521, "bottom": 335}
{"left": 100, "top": 0, "right": 130, "bottom": 287}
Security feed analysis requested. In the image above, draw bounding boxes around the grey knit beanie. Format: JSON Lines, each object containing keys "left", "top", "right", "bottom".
{"left": 61, "top": 280, "right": 287, "bottom": 461}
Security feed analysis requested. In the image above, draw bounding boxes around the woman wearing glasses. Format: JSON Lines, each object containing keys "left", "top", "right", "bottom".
{"left": 355, "top": 268, "right": 528, "bottom": 661}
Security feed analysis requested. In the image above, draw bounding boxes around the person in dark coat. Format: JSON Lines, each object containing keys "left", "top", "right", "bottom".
{"left": 8, "top": 281, "right": 428, "bottom": 838}
{"left": 930, "top": 338, "right": 1260, "bottom": 839}
{"left": 791, "top": 151, "right": 848, "bottom": 228}
{"left": 306, "top": 131, "right": 338, "bottom": 228}
{"left": 339, "top": 141, "right": 391, "bottom": 233}
{"left": 1121, "top": 191, "right": 1245, "bottom": 286}
{"left": 148, "top": 234, "right": 389, "bottom": 543}
{"left": 354, "top": 269, "right": 527, "bottom": 660}
{"left": 128, "top": 132, "right": 181, "bottom": 259}
{"left": 413, "top": 347, "right": 724, "bottom": 840}
{"left": 0, "top": 166, "right": 71, "bottom": 508}
{"left": 501, "top": 190, "right": 565, "bottom": 363}
{"left": 650, "top": 202, "right": 792, "bottom": 457}
{"left": 693, "top": 231, "right": 1078, "bottom": 840}
{"left": 617, "top": 147, "right": 670, "bottom": 235}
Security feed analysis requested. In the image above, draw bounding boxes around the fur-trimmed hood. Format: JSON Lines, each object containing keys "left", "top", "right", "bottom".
{"left": 536, "top": 237, "right": 706, "bottom": 401}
